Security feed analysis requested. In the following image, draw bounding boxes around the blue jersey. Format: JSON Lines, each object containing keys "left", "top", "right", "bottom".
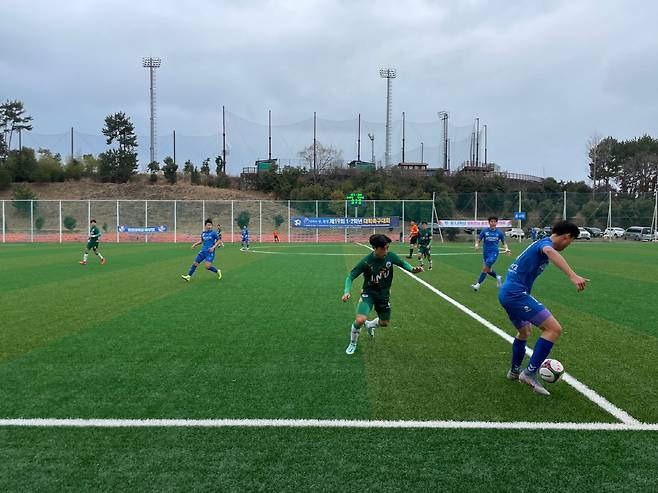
{"left": 200, "top": 230, "right": 219, "bottom": 251}
{"left": 241, "top": 230, "right": 249, "bottom": 241}
{"left": 479, "top": 228, "right": 506, "bottom": 254}
{"left": 500, "top": 237, "right": 553, "bottom": 295}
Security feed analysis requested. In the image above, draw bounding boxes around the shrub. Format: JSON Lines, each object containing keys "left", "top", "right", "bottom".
{"left": 63, "top": 216, "right": 77, "bottom": 231}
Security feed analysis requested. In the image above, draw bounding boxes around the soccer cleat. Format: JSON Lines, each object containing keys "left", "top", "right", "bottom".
{"left": 506, "top": 369, "right": 520, "bottom": 380}
{"left": 496, "top": 275, "right": 502, "bottom": 288}
{"left": 217, "top": 269, "right": 222, "bottom": 280}
{"left": 519, "top": 370, "right": 551, "bottom": 395}
{"left": 181, "top": 274, "right": 191, "bottom": 282}
{"left": 79, "top": 260, "right": 87, "bottom": 265}
{"left": 101, "top": 258, "right": 107, "bottom": 265}
{"left": 345, "top": 342, "right": 357, "bottom": 355}
{"left": 471, "top": 283, "right": 480, "bottom": 291}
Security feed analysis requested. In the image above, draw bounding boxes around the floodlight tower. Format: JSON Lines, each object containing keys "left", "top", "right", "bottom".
{"left": 142, "top": 57, "right": 162, "bottom": 164}
{"left": 437, "top": 111, "right": 449, "bottom": 171}
{"left": 379, "top": 68, "right": 396, "bottom": 166}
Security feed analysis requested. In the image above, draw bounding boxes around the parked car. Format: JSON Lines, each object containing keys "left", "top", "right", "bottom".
{"left": 505, "top": 228, "right": 525, "bottom": 238}
{"left": 577, "top": 227, "right": 591, "bottom": 240}
{"left": 604, "top": 227, "right": 625, "bottom": 238}
{"left": 584, "top": 227, "right": 603, "bottom": 237}
{"left": 624, "top": 226, "right": 654, "bottom": 241}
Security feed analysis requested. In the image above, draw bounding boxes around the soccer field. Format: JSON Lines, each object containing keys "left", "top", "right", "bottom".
{"left": 1, "top": 240, "right": 657, "bottom": 490}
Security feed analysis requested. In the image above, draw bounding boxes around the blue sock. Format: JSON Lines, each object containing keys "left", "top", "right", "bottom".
{"left": 477, "top": 272, "right": 487, "bottom": 284}
{"left": 511, "top": 338, "right": 527, "bottom": 372}
{"left": 208, "top": 266, "right": 218, "bottom": 273}
{"left": 488, "top": 270, "right": 498, "bottom": 278}
{"left": 188, "top": 264, "right": 197, "bottom": 276}
{"left": 526, "top": 337, "right": 554, "bottom": 374}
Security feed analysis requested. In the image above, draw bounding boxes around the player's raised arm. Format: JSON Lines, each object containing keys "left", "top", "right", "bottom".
{"left": 391, "top": 252, "right": 423, "bottom": 273}
{"left": 542, "top": 245, "right": 589, "bottom": 292}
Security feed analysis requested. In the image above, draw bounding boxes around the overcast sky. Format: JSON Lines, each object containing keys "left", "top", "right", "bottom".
{"left": 2, "top": 0, "right": 658, "bottom": 179}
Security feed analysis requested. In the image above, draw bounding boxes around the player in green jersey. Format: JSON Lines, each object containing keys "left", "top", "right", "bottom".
{"left": 416, "top": 221, "right": 433, "bottom": 270}
{"left": 79, "top": 219, "right": 106, "bottom": 265}
{"left": 341, "top": 234, "right": 423, "bottom": 355}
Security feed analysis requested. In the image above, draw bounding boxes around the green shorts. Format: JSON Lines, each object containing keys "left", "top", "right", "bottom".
{"left": 356, "top": 292, "right": 391, "bottom": 321}
{"left": 419, "top": 245, "right": 431, "bottom": 255}
{"left": 86, "top": 240, "right": 99, "bottom": 250}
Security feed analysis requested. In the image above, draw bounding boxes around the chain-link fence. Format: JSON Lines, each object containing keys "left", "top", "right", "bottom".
{"left": 2, "top": 192, "right": 656, "bottom": 243}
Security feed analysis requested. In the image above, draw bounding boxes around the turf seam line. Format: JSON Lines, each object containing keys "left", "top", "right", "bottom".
{"left": 355, "top": 242, "right": 641, "bottom": 426}
{"left": 0, "top": 418, "right": 656, "bottom": 430}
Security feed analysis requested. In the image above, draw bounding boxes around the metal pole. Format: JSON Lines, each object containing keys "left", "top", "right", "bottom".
{"left": 59, "top": 200, "right": 62, "bottom": 243}
{"left": 18, "top": 129, "right": 21, "bottom": 150}
{"left": 315, "top": 200, "right": 319, "bottom": 243}
{"left": 222, "top": 106, "right": 226, "bottom": 167}
{"left": 563, "top": 191, "right": 567, "bottom": 220}
{"left": 313, "top": 112, "right": 317, "bottom": 175}
{"left": 230, "top": 200, "right": 234, "bottom": 243}
{"left": 173, "top": 130, "right": 176, "bottom": 165}
{"left": 268, "top": 110, "right": 272, "bottom": 160}
{"left": 259, "top": 200, "right": 262, "bottom": 243}
{"left": 402, "top": 200, "right": 405, "bottom": 242}
{"left": 70, "top": 127, "right": 74, "bottom": 161}
{"left": 474, "top": 191, "right": 478, "bottom": 220}
{"left": 30, "top": 200, "right": 34, "bottom": 242}
{"left": 607, "top": 190, "right": 612, "bottom": 231}
{"left": 174, "top": 200, "right": 177, "bottom": 243}
{"left": 401, "top": 111, "right": 405, "bottom": 163}
{"left": 518, "top": 190, "right": 522, "bottom": 229}
{"left": 357, "top": 113, "right": 361, "bottom": 161}
{"left": 87, "top": 199, "right": 91, "bottom": 235}
{"left": 116, "top": 200, "right": 120, "bottom": 243}
{"left": 145, "top": 200, "right": 148, "bottom": 243}
{"left": 202, "top": 200, "right": 206, "bottom": 229}
{"left": 373, "top": 200, "right": 376, "bottom": 235}
{"left": 287, "top": 200, "right": 291, "bottom": 243}
{"left": 475, "top": 118, "right": 480, "bottom": 166}
{"left": 1, "top": 200, "right": 4, "bottom": 243}
{"left": 421, "top": 142, "right": 424, "bottom": 164}
{"left": 484, "top": 124, "right": 488, "bottom": 165}
{"left": 344, "top": 200, "right": 348, "bottom": 243}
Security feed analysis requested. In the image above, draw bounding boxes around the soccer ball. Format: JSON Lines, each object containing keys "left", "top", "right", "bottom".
{"left": 539, "top": 359, "right": 564, "bottom": 383}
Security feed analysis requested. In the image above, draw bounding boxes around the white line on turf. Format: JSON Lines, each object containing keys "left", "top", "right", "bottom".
{"left": 355, "top": 242, "right": 641, "bottom": 426}
{"left": 0, "top": 418, "right": 656, "bottom": 430}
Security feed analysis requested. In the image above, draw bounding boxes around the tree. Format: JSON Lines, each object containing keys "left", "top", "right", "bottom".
{"left": 236, "top": 211, "right": 251, "bottom": 228}
{"left": 11, "top": 184, "right": 37, "bottom": 217}
{"left": 34, "top": 149, "right": 64, "bottom": 182}
{"left": 0, "top": 100, "right": 33, "bottom": 152}
{"left": 298, "top": 141, "right": 343, "bottom": 174}
{"left": 190, "top": 166, "right": 201, "bottom": 185}
{"left": 162, "top": 156, "right": 178, "bottom": 184}
{"left": 588, "top": 136, "right": 619, "bottom": 191}
{"left": 147, "top": 161, "right": 160, "bottom": 184}
{"left": 0, "top": 167, "right": 10, "bottom": 190}
{"left": 215, "top": 155, "right": 225, "bottom": 175}
{"left": 5, "top": 147, "right": 38, "bottom": 181}
{"left": 200, "top": 158, "right": 211, "bottom": 176}
{"left": 274, "top": 214, "right": 285, "bottom": 228}
{"left": 99, "top": 112, "right": 138, "bottom": 183}
{"left": 35, "top": 216, "right": 45, "bottom": 231}
{"left": 64, "top": 157, "right": 85, "bottom": 180}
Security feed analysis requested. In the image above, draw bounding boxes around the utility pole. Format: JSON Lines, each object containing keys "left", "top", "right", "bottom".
{"left": 142, "top": 57, "right": 162, "bottom": 164}
{"left": 368, "top": 133, "right": 375, "bottom": 167}
{"left": 438, "top": 111, "right": 449, "bottom": 170}
{"left": 379, "top": 68, "right": 397, "bottom": 166}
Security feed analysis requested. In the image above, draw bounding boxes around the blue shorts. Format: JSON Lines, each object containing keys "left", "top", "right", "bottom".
{"left": 483, "top": 251, "right": 499, "bottom": 267}
{"left": 498, "top": 291, "right": 552, "bottom": 330}
{"left": 195, "top": 250, "right": 215, "bottom": 264}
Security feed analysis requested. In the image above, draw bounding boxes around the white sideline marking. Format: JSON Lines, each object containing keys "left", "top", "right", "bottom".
{"left": 0, "top": 418, "right": 656, "bottom": 431}
{"left": 355, "top": 243, "right": 641, "bottom": 425}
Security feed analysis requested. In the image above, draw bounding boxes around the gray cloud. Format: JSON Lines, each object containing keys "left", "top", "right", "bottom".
{"left": 2, "top": 0, "right": 657, "bottom": 179}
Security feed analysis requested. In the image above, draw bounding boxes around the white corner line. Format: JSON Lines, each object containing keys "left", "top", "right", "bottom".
{"left": 355, "top": 242, "right": 641, "bottom": 426}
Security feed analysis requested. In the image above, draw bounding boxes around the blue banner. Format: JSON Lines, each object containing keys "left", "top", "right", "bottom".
{"left": 514, "top": 212, "right": 527, "bottom": 220}
{"left": 118, "top": 225, "right": 169, "bottom": 233}
{"left": 291, "top": 217, "right": 400, "bottom": 229}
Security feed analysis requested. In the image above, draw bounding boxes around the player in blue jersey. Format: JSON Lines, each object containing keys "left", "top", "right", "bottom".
{"left": 471, "top": 216, "right": 511, "bottom": 291}
{"left": 240, "top": 226, "right": 250, "bottom": 251}
{"left": 181, "top": 219, "right": 223, "bottom": 281}
{"left": 499, "top": 220, "right": 588, "bottom": 395}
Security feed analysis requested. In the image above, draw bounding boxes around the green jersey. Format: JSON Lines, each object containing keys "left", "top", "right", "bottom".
{"left": 344, "top": 251, "right": 414, "bottom": 299}
{"left": 418, "top": 227, "right": 432, "bottom": 246}
{"left": 89, "top": 225, "right": 101, "bottom": 241}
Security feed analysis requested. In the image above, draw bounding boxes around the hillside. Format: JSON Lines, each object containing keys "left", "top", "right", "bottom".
{"left": 0, "top": 178, "right": 270, "bottom": 201}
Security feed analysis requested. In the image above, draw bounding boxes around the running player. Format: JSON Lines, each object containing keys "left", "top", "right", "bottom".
{"left": 181, "top": 219, "right": 222, "bottom": 281}
{"left": 342, "top": 234, "right": 423, "bottom": 355}
{"left": 240, "top": 226, "right": 250, "bottom": 250}
{"left": 471, "top": 216, "right": 510, "bottom": 291}
{"left": 273, "top": 230, "right": 280, "bottom": 243}
{"left": 407, "top": 221, "right": 419, "bottom": 258}
{"left": 499, "top": 220, "right": 588, "bottom": 395}
{"left": 79, "top": 219, "right": 106, "bottom": 265}
{"left": 216, "top": 223, "right": 225, "bottom": 248}
{"left": 417, "top": 221, "right": 433, "bottom": 270}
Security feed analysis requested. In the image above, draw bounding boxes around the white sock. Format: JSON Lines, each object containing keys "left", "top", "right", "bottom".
{"left": 97, "top": 252, "right": 104, "bottom": 260}
{"left": 83, "top": 253, "right": 88, "bottom": 261}
{"left": 366, "top": 317, "right": 380, "bottom": 329}
{"left": 350, "top": 323, "right": 361, "bottom": 344}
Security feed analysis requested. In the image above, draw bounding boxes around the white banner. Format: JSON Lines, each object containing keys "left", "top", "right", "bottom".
{"left": 438, "top": 219, "right": 513, "bottom": 228}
